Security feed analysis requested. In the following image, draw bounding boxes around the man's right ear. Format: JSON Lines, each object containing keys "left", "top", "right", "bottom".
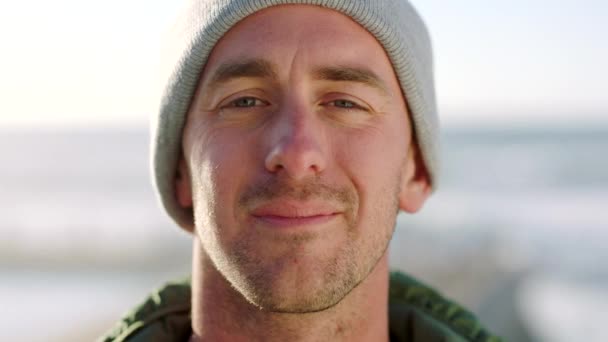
{"left": 175, "top": 157, "right": 193, "bottom": 208}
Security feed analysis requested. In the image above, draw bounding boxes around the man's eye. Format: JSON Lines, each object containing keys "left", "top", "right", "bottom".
{"left": 230, "top": 97, "right": 264, "bottom": 108}
{"left": 332, "top": 99, "right": 357, "bottom": 109}
{"left": 327, "top": 99, "right": 370, "bottom": 112}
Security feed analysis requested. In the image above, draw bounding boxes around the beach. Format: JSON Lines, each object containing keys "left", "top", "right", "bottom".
{"left": 1, "top": 126, "right": 606, "bottom": 341}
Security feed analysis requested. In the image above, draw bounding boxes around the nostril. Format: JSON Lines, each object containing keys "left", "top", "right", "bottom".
{"left": 263, "top": 111, "right": 327, "bottom": 178}
{"left": 264, "top": 139, "right": 326, "bottom": 178}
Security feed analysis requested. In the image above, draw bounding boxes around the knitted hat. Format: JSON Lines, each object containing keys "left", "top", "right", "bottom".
{"left": 152, "top": 0, "right": 439, "bottom": 230}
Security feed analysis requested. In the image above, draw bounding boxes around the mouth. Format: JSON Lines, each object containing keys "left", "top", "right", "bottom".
{"left": 250, "top": 200, "right": 342, "bottom": 229}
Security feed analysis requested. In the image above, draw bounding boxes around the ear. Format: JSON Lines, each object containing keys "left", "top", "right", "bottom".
{"left": 175, "top": 156, "right": 193, "bottom": 208}
{"left": 398, "top": 144, "right": 432, "bottom": 213}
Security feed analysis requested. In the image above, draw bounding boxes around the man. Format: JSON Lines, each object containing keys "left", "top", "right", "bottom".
{"left": 101, "top": 1, "right": 500, "bottom": 341}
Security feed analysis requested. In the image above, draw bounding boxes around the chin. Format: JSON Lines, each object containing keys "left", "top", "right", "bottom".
{"left": 220, "top": 237, "right": 365, "bottom": 313}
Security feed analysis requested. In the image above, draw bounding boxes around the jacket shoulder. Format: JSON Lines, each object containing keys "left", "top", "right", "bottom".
{"left": 99, "top": 272, "right": 501, "bottom": 342}
{"left": 97, "top": 276, "right": 192, "bottom": 342}
{"left": 389, "top": 271, "right": 502, "bottom": 342}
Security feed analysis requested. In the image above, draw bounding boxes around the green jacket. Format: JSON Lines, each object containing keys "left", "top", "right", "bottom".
{"left": 99, "top": 272, "right": 501, "bottom": 342}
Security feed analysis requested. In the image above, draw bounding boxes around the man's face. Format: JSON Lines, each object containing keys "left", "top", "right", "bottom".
{"left": 177, "top": 5, "right": 430, "bottom": 313}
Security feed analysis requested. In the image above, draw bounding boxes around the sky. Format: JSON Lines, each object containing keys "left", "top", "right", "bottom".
{"left": 0, "top": 0, "right": 606, "bottom": 127}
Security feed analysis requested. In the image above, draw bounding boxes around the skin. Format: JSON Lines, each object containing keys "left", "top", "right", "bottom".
{"left": 175, "top": 5, "right": 431, "bottom": 342}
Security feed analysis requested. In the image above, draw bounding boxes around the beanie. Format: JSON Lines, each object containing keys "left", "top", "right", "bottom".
{"left": 152, "top": 0, "right": 440, "bottom": 230}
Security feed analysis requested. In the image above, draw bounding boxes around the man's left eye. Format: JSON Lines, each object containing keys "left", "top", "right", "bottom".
{"left": 332, "top": 99, "right": 357, "bottom": 108}
{"left": 327, "top": 99, "right": 369, "bottom": 112}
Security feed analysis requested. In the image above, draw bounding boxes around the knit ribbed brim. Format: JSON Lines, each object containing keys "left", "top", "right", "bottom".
{"left": 152, "top": 0, "right": 440, "bottom": 230}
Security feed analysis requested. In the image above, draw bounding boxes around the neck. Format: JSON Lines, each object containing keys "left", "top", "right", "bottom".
{"left": 189, "top": 238, "right": 390, "bottom": 342}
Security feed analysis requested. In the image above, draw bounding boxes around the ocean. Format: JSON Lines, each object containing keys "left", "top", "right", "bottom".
{"left": 1, "top": 125, "right": 607, "bottom": 341}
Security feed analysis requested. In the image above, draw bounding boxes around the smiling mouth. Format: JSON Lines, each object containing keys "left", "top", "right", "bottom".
{"left": 252, "top": 213, "right": 340, "bottom": 228}
{"left": 250, "top": 200, "right": 341, "bottom": 229}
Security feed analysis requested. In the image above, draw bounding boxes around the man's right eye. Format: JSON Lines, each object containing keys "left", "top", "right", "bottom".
{"left": 229, "top": 97, "right": 264, "bottom": 108}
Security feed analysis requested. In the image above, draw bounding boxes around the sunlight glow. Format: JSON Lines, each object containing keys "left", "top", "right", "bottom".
{"left": 1, "top": 0, "right": 606, "bottom": 126}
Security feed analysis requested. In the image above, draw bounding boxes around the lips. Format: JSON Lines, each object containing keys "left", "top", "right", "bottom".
{"left": 250, "top": 199, "right": 341, "bottom": 228}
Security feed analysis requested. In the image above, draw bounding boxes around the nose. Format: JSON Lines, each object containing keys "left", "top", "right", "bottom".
{"left": 264, "top": 107, "right": 327, "bottom": 180}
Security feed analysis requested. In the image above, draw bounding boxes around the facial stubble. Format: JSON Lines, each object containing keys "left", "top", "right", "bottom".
{"left": 194, "top": 170, "right": 403, "bottom": 314}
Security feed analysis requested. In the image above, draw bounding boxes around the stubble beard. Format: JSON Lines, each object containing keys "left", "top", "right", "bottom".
{"left": 195, "top": 173, "right": 401, "bottom": 314}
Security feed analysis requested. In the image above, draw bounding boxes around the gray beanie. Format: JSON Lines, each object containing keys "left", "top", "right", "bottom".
{"left": 152, "top": 0, "right": 439, "bottom": 230}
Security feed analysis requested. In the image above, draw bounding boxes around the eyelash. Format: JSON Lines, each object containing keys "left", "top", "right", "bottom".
{"left": 225, "top": 96, "right": 267, "bottom": 108}
{"left": 220, "top": 96, "right": 368, "bottom": 113}
{"left": 326, "top": 99, "right": 366, "bottom": 111}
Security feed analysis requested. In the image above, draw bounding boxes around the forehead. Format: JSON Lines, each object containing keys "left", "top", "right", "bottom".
{"left": 201, "top": 5, "right": 400, "bottom": 86}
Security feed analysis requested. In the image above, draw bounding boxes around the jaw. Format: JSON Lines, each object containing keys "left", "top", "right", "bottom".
{"left": 191, "top": 235, "right": 391, "bottom": 341}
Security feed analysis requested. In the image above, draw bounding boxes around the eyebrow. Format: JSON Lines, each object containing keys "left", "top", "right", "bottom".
{"left": 312, "top": 66, "right": 390, "bottom": 95}
{"left": 207, "top": 58, "right": 277, "bottom": 88}
{"left": 205, "top": 59, "right": 389, "bottom": 95}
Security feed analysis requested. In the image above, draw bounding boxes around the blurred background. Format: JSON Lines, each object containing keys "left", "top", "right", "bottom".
{"left": 1, "top": 0, "right": 606, "bottom": 341}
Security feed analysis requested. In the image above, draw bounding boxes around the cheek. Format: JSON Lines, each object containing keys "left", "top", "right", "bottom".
{"left": 188, "top": 127, "right": 256, "bottom": 221}
{"left": 341, "top": 122, "right": 406, "bottom": 181}
{"left": 338, "top": 122, "right": 408, "bottom": 220}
